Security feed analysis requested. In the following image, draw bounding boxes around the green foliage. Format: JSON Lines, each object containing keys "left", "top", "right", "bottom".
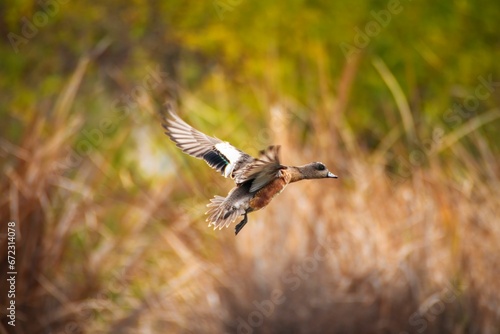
{"left": 3, "top": 1, "right": 499, "bottom": 141}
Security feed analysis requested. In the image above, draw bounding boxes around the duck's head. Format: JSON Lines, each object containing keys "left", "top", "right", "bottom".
{"left": 298, "top": 162, "right": 338, "bottom": 180}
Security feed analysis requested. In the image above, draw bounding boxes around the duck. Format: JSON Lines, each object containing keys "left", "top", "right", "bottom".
{"left": 162, "top": 106, "right": 338, "bottom": 235}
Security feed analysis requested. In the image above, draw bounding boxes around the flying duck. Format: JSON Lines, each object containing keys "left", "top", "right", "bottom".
{"left": 162, "top": 106, "right": 338, "bottom": 235}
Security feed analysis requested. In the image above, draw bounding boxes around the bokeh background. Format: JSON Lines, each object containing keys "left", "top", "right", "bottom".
{"left": 1, "top": 0, "right": 500, "bottom": 333}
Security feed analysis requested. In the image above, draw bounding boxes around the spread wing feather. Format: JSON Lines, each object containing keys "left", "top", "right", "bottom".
{"left": 162, "top": 105, "right": 284, "bottom": 194}
{"left": 235, "top": 145, "right": 284, "bottom": 192}
{"left": 162, "top": 106, "right": 254, "bottom": 179}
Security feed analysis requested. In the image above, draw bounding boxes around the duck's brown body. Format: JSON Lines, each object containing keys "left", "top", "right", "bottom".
{"left": 162, "top": 106, "right": 338, "bottom": 235}
{"left": 249, "top": 170, "right": 291, "bottom": 212}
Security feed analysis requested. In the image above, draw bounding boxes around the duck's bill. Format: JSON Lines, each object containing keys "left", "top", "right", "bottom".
{"left": 327, "top": 172, "right": 338, "bottom": 178}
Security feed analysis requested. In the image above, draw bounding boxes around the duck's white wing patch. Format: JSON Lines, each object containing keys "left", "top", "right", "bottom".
{"left": 214, "top": 142, "right": 244, "bottom": 178}
{"left": 162, "top": 107, "right": 254, "bottom": 179}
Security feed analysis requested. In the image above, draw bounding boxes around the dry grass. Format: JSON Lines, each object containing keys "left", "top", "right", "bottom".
{"left": 1, "top": 58, "right": 500, "bottom": 334}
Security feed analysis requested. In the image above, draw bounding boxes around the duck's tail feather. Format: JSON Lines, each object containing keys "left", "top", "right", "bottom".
{"left": 205, "top": 195, "right": 243, "bottom": 230}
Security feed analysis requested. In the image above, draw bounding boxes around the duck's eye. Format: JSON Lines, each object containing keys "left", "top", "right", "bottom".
{"left": 316, "top": 163, "right": 325, "bottom": 171}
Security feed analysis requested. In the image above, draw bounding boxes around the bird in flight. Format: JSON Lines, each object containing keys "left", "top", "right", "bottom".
{"left": 162, "top": 106, "right": 338, "bottom": 235}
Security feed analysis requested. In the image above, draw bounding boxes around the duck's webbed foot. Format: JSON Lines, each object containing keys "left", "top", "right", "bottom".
{"left": 235, "top": 212, "right": 248, "bottom": 236}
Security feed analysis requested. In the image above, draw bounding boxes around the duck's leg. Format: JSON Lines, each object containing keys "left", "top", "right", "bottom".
{"left": 235, "top": 212, "right": 248, "bottom": 235}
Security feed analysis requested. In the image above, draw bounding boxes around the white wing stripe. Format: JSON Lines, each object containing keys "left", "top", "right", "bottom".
{"left": 215, "top": 142, "right": 243, "bottom": 178}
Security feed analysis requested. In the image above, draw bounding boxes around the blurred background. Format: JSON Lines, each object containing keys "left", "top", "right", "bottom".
{"left": 1, "top": 0, "right": 500, "bottom": 333}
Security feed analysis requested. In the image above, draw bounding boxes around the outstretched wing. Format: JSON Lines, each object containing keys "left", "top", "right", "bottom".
{"left": 235, "top": 145, "right": 285, "bottom": 192}
{"left": 162, "top": 106, "right": 254, "bottom": 179}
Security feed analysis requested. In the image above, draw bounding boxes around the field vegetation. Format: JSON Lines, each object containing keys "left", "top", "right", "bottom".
{"left": 1, "top": 1, "right": 500, "bottom": 333}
